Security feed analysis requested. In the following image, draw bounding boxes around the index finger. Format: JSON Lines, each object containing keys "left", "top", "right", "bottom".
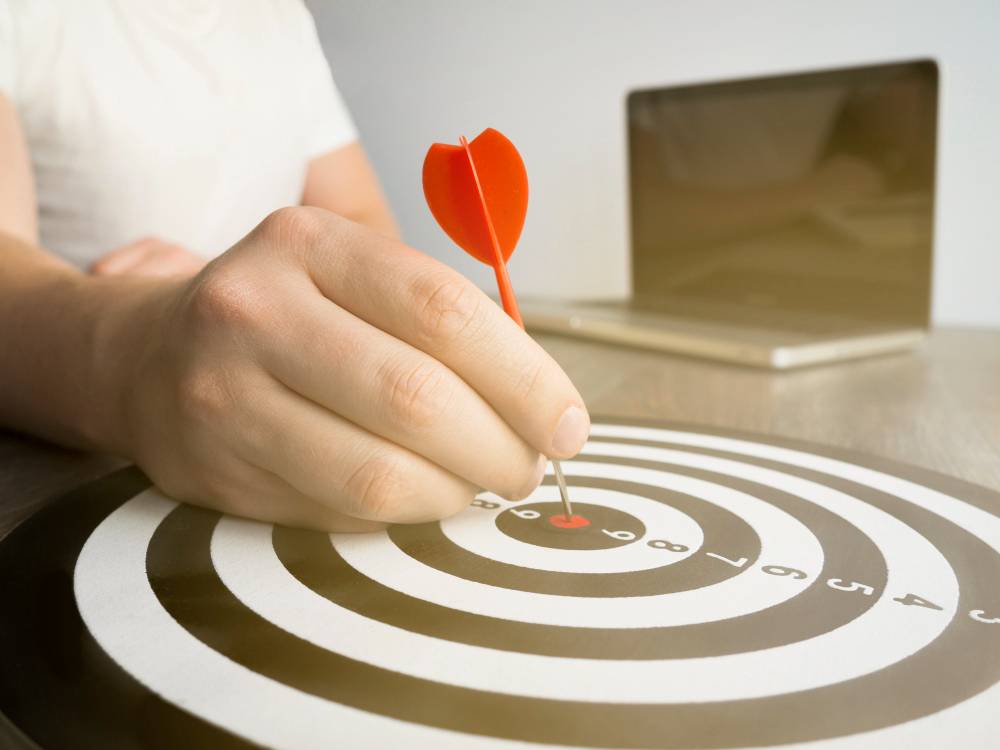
{"left": 285, "top": 209, "right": 590, "bottom": 460}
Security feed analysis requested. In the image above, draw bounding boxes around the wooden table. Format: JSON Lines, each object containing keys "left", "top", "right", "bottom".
{"left": 2, "top": 326, "right": 999, "bottom": 539}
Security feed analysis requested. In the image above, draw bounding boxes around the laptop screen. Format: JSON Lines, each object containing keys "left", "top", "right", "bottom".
{"left": 628, "top": 60, "right": 937, "bottom": 329}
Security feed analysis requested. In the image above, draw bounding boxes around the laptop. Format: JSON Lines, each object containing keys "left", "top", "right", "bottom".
{"left": 521, "top": 60, "right": 938, "bottom": 368}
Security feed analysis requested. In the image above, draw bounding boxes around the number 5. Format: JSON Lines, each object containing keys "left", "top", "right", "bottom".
{"left": 827, "top": 579, "right": 874, "bottom": 596}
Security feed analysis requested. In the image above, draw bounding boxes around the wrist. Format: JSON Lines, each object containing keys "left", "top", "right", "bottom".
{"left": 78, "top": 275, "right": 181, "bottom": 457}
{"left": 0, "top": 235, "right": 182, "bottom": 457}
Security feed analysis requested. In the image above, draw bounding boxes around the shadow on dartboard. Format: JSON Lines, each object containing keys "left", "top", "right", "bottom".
{"left": 2, "top": 419, "right": 1000, "bottom": 749}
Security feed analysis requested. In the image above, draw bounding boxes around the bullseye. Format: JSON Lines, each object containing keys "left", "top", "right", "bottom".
{"left": 495, "top": 501, "right": 646, "bottom": 550}
{"left": 548, "top": 514, "right": 590, "bottom": 529}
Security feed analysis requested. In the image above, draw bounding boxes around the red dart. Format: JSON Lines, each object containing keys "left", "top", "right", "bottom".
{"left": 422, "top": 128, "right": 528, "bottom": 327}
{"left": 422, "top": 128, "right": 578, "bottom": 524}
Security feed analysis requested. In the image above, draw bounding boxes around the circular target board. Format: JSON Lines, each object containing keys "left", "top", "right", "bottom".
{"left": 3, "top": 420, "right": 1000, "bottom": 749}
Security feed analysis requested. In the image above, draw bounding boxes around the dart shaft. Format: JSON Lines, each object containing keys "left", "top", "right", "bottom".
{"left": 457, "top": 134, "right": 570, "bottom": 514}
{"left": 552, "top": 459, "right": 573, "bottom": 520}
{"left": 490, "top": 257, "right": 524, "bottom": 328}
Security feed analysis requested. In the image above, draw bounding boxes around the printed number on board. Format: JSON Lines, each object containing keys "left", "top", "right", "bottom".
{"left": 602, "top": 530, "right": 636, "bottom": 541}
{"left": 762, "top": 566, "right": 807, "bottom": 579}
{"left": 511, "top": 509, "right": 541, "bottom": 520}
{"left": 970, "top": 610, "right": 1000, "bottom": 624}
{"left": 648, "top": 540, "right": 689, "bottom": 552}
{"left": 893, "top": 593, "right": 943, "bottom": 611}
{"left": 472, "top": 499, "right": 501, "bottom": 510}
{"left": 827, "top": 579, "right": 874, "bottom": 595}
{"left": 706, "top": 552, "right": 748, "bottom": 568}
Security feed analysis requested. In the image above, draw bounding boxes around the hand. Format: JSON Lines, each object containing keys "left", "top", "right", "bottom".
{"left": 104, "top": 208, "right": 590, "bottom": 532}
{"left": 91, "top": 237, "right": 207, "bottom": 278}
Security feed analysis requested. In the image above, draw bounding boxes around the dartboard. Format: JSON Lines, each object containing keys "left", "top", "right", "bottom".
{"left": 2, "top": 419, "right": 1000, "bottom": 750}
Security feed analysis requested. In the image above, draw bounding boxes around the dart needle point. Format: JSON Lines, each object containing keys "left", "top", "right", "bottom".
{"left": 552, "top": 459, "right": 573, "bottom": 521}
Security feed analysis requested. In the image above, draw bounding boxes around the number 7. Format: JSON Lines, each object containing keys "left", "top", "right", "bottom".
{"left": 706, "top": 552, "right": 748, "bottom": 568}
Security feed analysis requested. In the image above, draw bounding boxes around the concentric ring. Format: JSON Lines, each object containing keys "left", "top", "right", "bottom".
{"left": 3, "top": 419, "right": 1000, "bottom": 750}
{"left": 391, "top": 474, "right": 760, "bottom": 597}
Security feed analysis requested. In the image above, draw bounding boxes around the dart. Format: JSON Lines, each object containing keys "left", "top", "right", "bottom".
{"left": 423, "top": 128, "right": 577, "bottom": 523}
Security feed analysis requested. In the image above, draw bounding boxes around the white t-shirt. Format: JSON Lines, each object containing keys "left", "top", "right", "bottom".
{"left": 0, "top": 0, "right": 358, "bottom": 268}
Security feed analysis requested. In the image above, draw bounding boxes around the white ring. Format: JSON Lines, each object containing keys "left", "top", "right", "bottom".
{"left": 334, "top": 460, "right": 821, "bottom": 628}
{"left": 213, "top": 505, "right": 955, "bottom": 703}
{"left": 587, "top": 423, "right": 1000, "bottom": 553}
{"left": 438, "top": 484, "right": 703, "bottom": 574}
{"left": 74, "top": 491, "right": 498, "bottom": 749}
{"left": 73, "top": 424, "right": 1000, "bottom": 748}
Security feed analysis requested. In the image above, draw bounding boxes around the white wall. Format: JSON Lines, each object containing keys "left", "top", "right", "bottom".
{"left": 308, "top": 0, "right": 1000, "bottom": 328}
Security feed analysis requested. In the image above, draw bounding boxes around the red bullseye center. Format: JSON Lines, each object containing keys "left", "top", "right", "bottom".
{"left": 549, "top": 514, "right": 590, "bottom": 529}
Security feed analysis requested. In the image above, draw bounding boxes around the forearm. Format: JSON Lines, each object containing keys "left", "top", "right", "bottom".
{"left": 335, "top": 204, "right": 399, "bottom": 240}
{"left": 0, "top": 232, "right": 168, "bottom": 453}
{"left": 302, "top": 142, "right": 401, "bottom": 240}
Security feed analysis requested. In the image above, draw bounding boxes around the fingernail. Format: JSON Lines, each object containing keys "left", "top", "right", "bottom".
{"left": 551, "top": 405, "right": 590, "bottom": 457}
{"left": 510, "top": 453, "right": 547, "bottom": 501}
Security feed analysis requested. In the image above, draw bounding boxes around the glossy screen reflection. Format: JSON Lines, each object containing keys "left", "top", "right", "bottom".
{"left": 629, "top": 60, "right": 937, "bottom": 329}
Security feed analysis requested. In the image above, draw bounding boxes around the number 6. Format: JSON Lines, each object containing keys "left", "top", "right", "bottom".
{"left": 602, "top": 530, "right": 636, "bottom": 541}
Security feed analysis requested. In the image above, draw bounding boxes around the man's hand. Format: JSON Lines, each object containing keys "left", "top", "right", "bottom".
{"left": 101, "top": 207, "right": 589, "bottom": 532}
{"left": 91, "top": 237, "right": 207, "bottom": 278}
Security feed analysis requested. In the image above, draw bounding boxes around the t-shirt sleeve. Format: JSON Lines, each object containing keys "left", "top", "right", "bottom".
{"left": 290, "top": 1, "right": 358, "bottom": 161}
{"left": 0, "top": 0, "right": 19, "bottom": 104}
{"left": 0, "top": 0, "right": 57, "bottom": 108}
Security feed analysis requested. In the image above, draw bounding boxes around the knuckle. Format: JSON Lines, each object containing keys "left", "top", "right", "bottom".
{"left": 176, "top": 367, "right": 234, "bottom": 425}
{"left": 197, "top": 472, "right": 233, "bottom": 505}
{"left": 508, "top": 355, "right": 549, "bottom": 405}
{"left": 169, "top": 463, "right": 234, "bottom": 510}
{"left": 497, "top": 449, "right": 538, "bottom": 493}
{"left": 345, "top": 452, "right": 409, "bottom": 521}
{"left": 257, "top": 206, "right": 325, "bottom": 247}
{"left": 380, "top": 356, "right": 454, "bottom": 433}
{"left": 187, "top": 269, "right": 263, "bottom": 333}
{"left": 410, "top": 270, "right": 484, "bottom": 350}
{"left": 477, "top": 434, "right": 538, "bottom": 496}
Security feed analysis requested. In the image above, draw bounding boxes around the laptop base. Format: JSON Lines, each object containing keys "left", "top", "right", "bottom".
{"left": 520, "top": 301, "right": 925, "bottom": 369}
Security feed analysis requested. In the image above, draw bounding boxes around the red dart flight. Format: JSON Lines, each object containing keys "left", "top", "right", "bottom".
{"left": 422, "top": 127, "right": 528, "bottom": 327}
